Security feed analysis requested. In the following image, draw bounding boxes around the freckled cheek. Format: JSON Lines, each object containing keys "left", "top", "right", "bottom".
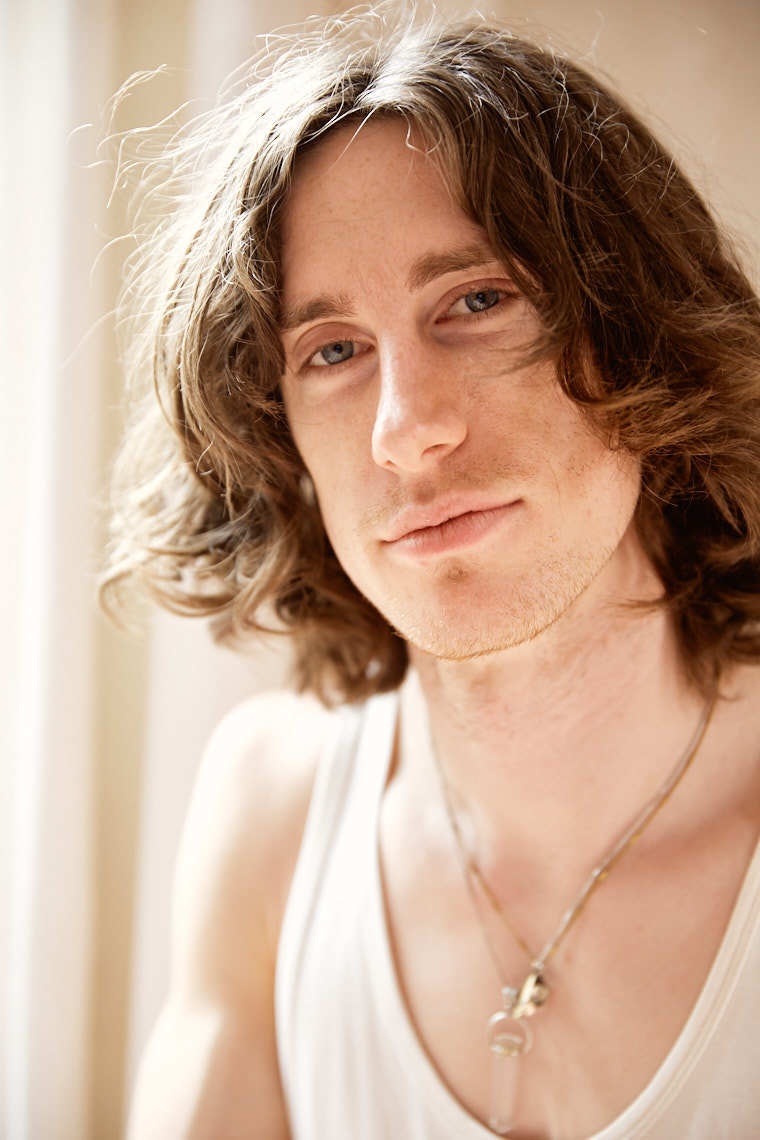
{"left": 295, "top": 422, "right": 364, "bottom": 483}
{"left": 566, "top": 447, "right": 642, "bottom": 529}
{"left": 290, "top": 428, "right": 371, "bottom": 543}
{"left": 537, "top": 409, "right": 639, "bottom": 502}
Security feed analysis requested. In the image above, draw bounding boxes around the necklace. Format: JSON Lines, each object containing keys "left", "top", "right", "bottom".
{"left": 433, "top": 689, "right": 718, "bottom": 1135}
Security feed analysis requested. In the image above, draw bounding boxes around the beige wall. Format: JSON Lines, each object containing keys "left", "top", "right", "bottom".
{"left": 482, "top": 0, "right": 759, "bottom": 277}
{"left": 93, "top": 2, "right": 759, "bottom": 1136}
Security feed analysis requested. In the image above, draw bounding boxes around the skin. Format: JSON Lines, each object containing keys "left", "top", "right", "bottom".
{"left": 128, "top": 119, "right": 760, "bottom": 1140}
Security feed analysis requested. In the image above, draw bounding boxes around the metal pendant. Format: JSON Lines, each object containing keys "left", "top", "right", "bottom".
{"left": 511, "top": 967, "right": 550, "bottom": 1019}
{"left": 486, "top": 973, "right": 548, "bottom": 1134}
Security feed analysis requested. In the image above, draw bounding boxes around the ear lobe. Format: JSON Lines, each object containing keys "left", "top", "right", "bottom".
{"left": 299, "top": 471, "right": 317, "bottom": 505}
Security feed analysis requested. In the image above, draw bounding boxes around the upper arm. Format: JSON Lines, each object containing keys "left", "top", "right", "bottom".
{"left": 127, "top": 690, "right": 334, "bottom": 1140}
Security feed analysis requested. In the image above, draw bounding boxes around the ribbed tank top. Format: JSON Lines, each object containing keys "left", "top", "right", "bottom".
{"left": 275, "top": 691, "right": 760, "bottom": 1139}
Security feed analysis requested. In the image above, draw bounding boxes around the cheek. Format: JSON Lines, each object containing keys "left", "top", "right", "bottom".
{"left": 546, "top": 405, "right": 641, "bottom": 525}
{"left": 285, "top": 407, "right": 335, "bottom": 487}
{"left": 293, "top": 435, "right": 363, "bottom": 550}
{"left": 286, "top": 382, "right": 376, "bottom": 493}
{"left": 577, "top": 448, "right": 642, "bottom": 528}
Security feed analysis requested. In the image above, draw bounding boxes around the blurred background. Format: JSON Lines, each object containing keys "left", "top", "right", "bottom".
{"left": 1, "top": 0, "right": 758, "bottom": 1137}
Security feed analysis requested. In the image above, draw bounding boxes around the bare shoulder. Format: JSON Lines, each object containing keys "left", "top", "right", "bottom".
{"left": 193, "top": 686, "right": 337, "bottom": 844}
{"left": 127, "top": 690, "right": 339, "bottom": 1140}
{"left": 173, "top": 688, "right": 341, "bottom": 993}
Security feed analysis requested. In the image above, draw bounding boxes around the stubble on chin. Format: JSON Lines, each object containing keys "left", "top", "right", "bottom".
{"left": 386, "top": 541, "right": 622, "bottom": 663}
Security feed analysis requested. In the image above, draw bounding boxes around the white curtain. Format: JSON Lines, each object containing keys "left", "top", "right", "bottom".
{"left": 0, "top": 0, "right": 115, "bottom": 1136}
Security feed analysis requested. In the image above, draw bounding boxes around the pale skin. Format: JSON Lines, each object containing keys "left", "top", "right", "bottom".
{"left": 128, "top": 120, "right": 760, "bottom": 1139}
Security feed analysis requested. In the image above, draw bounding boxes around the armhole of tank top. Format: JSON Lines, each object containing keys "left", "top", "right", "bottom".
{"left": 274, "top": 700, "right": 365, "bottom": 1036}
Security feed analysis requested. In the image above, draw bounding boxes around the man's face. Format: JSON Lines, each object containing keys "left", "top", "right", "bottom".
{"left": 279, "top": 119, "right": 643, "bottom": 660}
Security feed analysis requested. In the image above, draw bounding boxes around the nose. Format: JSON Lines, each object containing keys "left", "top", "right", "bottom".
{"left": 371, "top": 344, "right": 468, "bottom": 472}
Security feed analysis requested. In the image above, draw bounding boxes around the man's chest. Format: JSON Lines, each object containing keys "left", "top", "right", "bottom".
{"left": 379, "top": 793, "right": 758, "bottom": 1139}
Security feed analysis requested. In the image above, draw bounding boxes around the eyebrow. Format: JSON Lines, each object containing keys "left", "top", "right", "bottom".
{"left": 279, "top": 293, "right": 356, "bottom": 333}
{"left": 279, "top": 242, "right": 501, "bottom": 333}
{"left": 406, "top": 243, "right": 500, "bottom": 291}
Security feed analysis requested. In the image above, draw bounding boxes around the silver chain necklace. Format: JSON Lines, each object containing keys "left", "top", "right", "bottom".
{"left": 432, "top": 688, "right": 718, "bottom": 1135}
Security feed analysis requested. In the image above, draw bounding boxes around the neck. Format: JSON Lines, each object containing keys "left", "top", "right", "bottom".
{"left": 404, "top": 591, "right": 708, "bottom": 881}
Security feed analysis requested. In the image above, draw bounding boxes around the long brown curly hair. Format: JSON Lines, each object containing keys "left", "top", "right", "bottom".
{"left": 102, "top": 9, "right": 760, "bottom": 704}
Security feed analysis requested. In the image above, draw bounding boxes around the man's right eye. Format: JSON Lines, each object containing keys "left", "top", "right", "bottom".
{"left": 309, "top": 340, "right": 356, "bottom": 367}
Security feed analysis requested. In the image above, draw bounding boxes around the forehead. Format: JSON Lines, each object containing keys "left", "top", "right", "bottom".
{"left": 279, "top": 118, "right": 494, "bottom": 302}
{"left": 286, "top": 116, "right": 454, "bottom": 213}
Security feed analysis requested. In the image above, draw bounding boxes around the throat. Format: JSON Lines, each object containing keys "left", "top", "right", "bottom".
{"left": 403, "top": 613, "right": 711, "bottom": 868}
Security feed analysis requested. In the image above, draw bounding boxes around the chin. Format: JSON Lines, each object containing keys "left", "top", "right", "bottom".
{"left": 397, "top": 612, "right": 556, "bottom": 662}
{"left": 385, "top": 589, "right": 570, "bottom": 661}
{"left": 374, "top": 546, "right": 622, "bottom": 661}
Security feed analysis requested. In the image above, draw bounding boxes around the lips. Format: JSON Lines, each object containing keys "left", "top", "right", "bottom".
{"left": 381, "top": 496, "right": 521, "bottom": 557}
{"left": 382, "top": 495, "right": 516, "bottom": 543}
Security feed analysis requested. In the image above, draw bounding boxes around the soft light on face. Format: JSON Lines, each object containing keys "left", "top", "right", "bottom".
{"left": 278, "top": 118, "right": 643, "bottom": 660}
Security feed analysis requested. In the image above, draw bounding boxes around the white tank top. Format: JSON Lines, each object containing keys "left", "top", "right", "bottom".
{"left": 275, "top": 691, "right": 760, "bottom": 1139}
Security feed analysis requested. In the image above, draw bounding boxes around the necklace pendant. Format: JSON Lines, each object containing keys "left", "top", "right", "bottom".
{"left": 487, "top": 1040, "right": 520, "bottom": 1135}
{"left": 487, "top": 1008, "right": 533, "bottom": 1057}
{"left": 487, "top": 991, "right": 533, "bottom": 1135}
{"left": 511, "top": 967, "right": 549, "bottom": 1019}
{"left": 485, "top": 973, "right": 548, "bottom": 1134}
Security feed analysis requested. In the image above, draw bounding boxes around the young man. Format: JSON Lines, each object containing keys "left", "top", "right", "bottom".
{"left": 108, "top": 12, "right": 760, "bottom": 1139}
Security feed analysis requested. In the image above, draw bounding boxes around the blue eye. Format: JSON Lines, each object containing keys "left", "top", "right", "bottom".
{"left": 463, "top": 288, "right": 501, "bottom": 313}
{"left": 312, "top": 340, "right": 355, "bottom": 366}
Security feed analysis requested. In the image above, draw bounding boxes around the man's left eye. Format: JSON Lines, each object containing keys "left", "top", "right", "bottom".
{"left": 452, "top": 288, "right": 503, "bottom": 315}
